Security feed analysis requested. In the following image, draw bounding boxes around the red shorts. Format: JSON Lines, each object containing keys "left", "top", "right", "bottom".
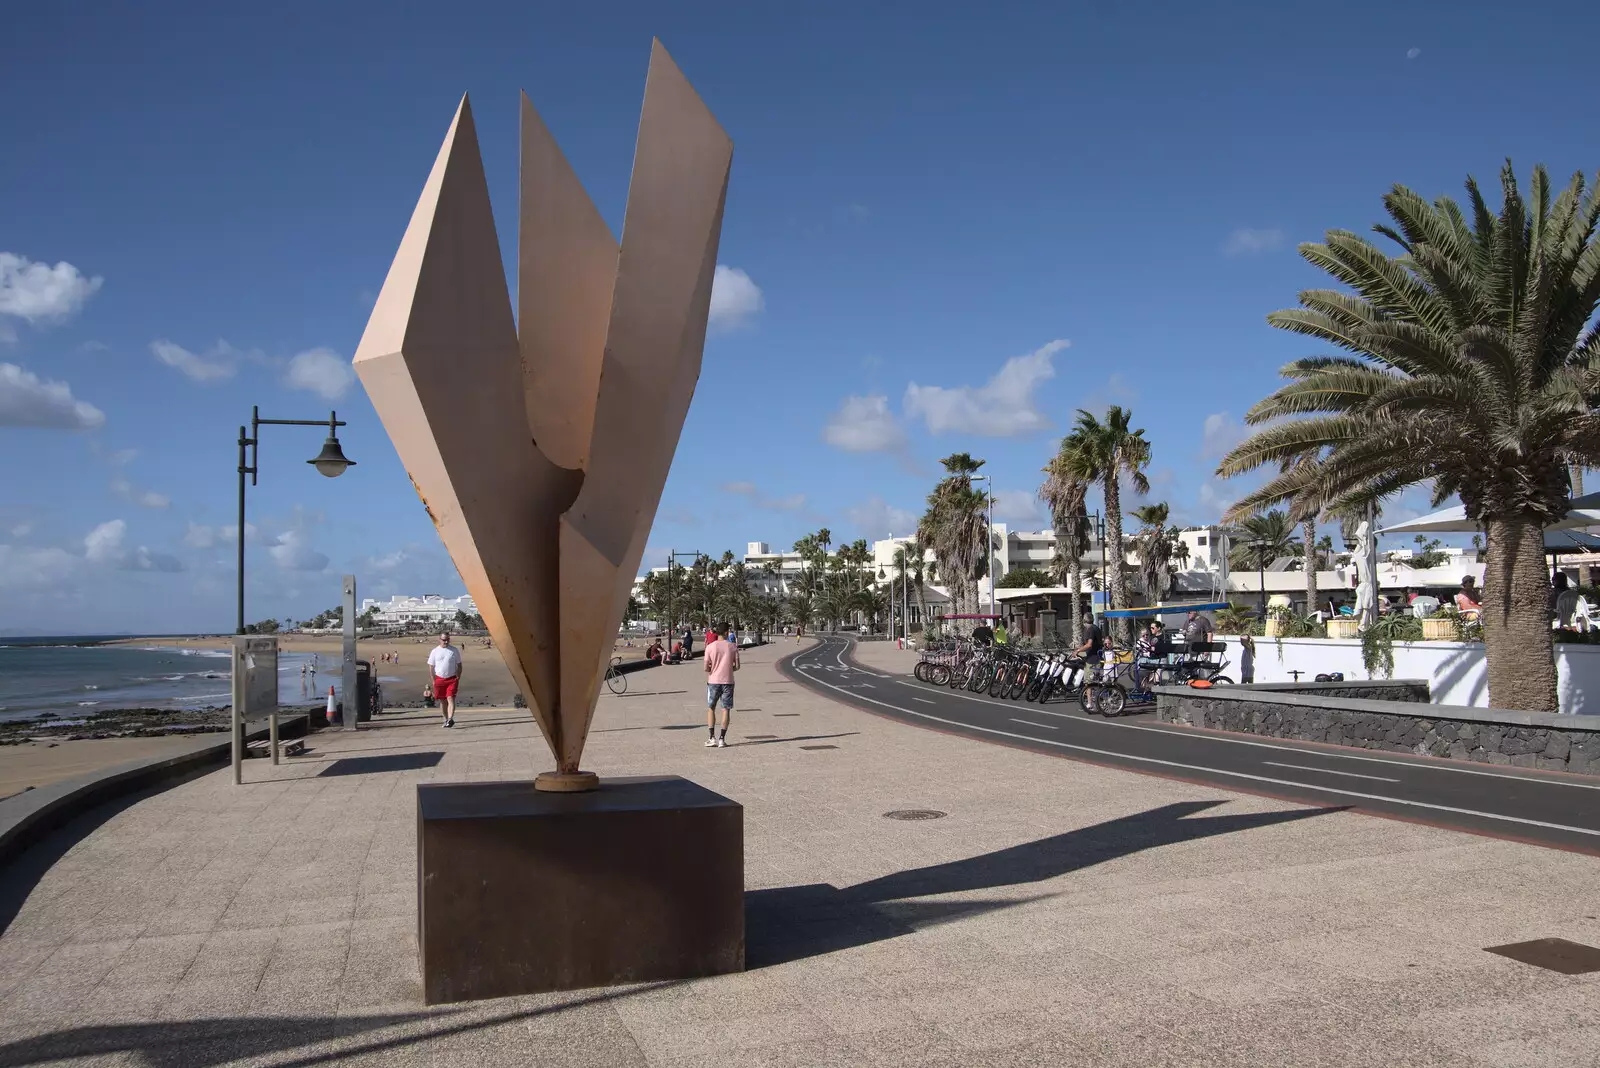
{"left": 432, "top": 675, "right": 459, "bottom": 699}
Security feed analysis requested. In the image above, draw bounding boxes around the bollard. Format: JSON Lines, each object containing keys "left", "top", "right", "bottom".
{"left": 326, "top": 686, "right": 336, "bottom": 725}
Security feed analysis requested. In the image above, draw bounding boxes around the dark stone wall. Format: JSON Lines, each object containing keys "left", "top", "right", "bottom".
{"left": 1242, "top": 681, "right": 1429, "bottom": 703}
{"left": 1156, "top": 694, "right": 1600, "bottom": 777}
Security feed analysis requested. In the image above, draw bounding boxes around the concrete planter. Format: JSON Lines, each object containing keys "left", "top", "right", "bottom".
{"left": 1420, "top": 617, "right": 1457, "bottom": 640}
{"left": 1326, "top": 618, "right": 1360, "bottom": 639}
{"left": 1263, "top": 618, "right": 1283, "bottom": 638}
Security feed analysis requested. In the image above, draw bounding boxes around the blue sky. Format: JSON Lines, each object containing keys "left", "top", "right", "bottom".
{"left": 2, "top": 1, "right": 1596, "bottom": 633}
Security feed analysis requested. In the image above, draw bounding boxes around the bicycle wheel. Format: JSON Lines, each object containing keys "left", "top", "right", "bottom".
{"left": 986, "top": 666, "right": 1007, "bottom": 697}
{"left": 928, "top": 663, "right": 950, "bottom": 686}
{"left": 1006, "top": 667, "right": 1030, "bottom": 701}
{"left": 913, "top": 662, "right": 928, "bottom": 682}
{"left": 605, "top": 665, "right": 627, "bottom": 695}
{"left": 1100, "top": 684, "right": 1127, "bottom": 716}
{"left": 1208, "top": 676, "right": 1233, "bottom": 686}
{"left": 1078, "top": 684, "right": 1098, "bottom": 713}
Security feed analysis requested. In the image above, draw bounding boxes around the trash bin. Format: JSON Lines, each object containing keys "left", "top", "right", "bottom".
{"left": 355, "top": 659, "right": 373, "bottom": 721}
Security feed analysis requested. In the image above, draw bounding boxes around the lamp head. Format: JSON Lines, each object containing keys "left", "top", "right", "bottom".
{"left": 307, "top": 435, "right": 355, "bottom": 478}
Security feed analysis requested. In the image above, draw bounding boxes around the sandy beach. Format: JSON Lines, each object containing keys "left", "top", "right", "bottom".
{"left": 99, "top": 632, "right": 661, "bottom": 710}
{"left": 0, "top": 632, "right": 668, "bottom": 799}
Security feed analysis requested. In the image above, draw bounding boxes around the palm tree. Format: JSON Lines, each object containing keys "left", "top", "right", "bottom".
{"left": 1229, "top": 509, "right": 1297, "bottom": 617}
{"left": 1300, "top": 516, "right": 1319, "bottom": 615}
{"left": 1217, "top": 163, "right": 1600, "bottom": 711}
{"left": 1060, "top": 407, "right": 1151, "bottom": 642}
{"left": 921, "top": 453, "right": 991, "bottom": 627}
{"left": 851, "top": 587, "right": 888, "bottom": 633}
{"left": 1039, "top": 446, "right": 1092, "bottom": 646}
{"left": 1129, "top": 502, "right": 1174, "bottom": 603}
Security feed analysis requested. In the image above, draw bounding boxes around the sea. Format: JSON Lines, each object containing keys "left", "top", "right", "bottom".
{"left": 0, "top": 636, "right": 344, "bottom": 723}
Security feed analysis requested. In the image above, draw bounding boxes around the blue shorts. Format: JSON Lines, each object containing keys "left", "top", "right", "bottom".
{"left": 707, "top": 683, "right": 734, "bottom": 710}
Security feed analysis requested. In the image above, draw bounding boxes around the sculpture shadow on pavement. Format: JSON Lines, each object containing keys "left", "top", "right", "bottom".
{"left": 745, "top": 799, "right": 1344, "bottom": 968}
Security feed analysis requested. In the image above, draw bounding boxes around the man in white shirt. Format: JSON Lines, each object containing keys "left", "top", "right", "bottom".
{"left": 427, "top": 632, "right": 464, "bottom": 728}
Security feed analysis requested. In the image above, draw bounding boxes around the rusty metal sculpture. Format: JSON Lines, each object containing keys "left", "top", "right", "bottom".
{"left": 353, "top": 41, "right": 731, "bottom": 790}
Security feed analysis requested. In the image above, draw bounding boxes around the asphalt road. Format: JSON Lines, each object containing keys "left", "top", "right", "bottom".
{"left": 782, "top": 635, "right": 1600, "bottom": 855}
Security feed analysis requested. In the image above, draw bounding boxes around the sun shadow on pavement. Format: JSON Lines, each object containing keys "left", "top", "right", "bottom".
{"left": 745, "top": 799, "right": 1342, "bottom": 968}
{"left": 318, "top": 752, "right": 444, "bottom": 777}
{"left": 732, "top": 733, "right": 859, "bottom": 747}
{"left": 0, "top": 982, "right": 679, "bottom": 1068}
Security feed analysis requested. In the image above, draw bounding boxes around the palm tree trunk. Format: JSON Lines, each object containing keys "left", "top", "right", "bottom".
{"left": 1302, "top": 519, "right": 1318, "bottom": 618}
{"left": 1481, "top": 517, "right": 1559, "bottom": 712}
{"left": 1068, "top": 555, "right": 1082, "bottom": 646}
{"left": 1103, "top": 475, "right": 1130, "bottom": 643}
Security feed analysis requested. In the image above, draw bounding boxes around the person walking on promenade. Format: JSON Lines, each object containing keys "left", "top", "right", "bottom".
{"left": 682, "top": 625, "right": 694, "bottom": 661}
{"left": 1073, "top": 612, "right": 1106, "bottom": 711}
{"left": 1182, "top": 609, "right": 1213, "bottom": 649}
{"left": 1239, "top": 634, "right": 1256, "bottom": 684}
{"left": 703, "top": 622, "right": 739, "bottom": 748}
{"left": 427, "top": 631, "right": 463, "bottom": 728}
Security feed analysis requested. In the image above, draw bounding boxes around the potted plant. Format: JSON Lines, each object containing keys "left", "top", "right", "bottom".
{"left": 1420, "top": 604, "right": 1456, "bottom": 641}
{"left": 1326, "top": 615, "right": 1360, "bottom": 639}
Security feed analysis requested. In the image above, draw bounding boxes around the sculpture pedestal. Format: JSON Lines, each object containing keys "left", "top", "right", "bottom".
{"left": 417, "top": 775, "right": 744, "bottom": 1004}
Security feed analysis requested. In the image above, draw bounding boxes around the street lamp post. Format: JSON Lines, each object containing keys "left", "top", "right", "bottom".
{"left": 236, "top": 407, "right": 355, "bottom": 634}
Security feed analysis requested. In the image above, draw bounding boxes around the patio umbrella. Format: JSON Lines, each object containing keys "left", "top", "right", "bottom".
{"left": 1378, "top": 492, "right": 1600, "bottom": 535}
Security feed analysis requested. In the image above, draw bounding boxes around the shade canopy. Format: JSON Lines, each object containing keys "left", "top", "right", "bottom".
{"left": 1378, "top": 493, "right": 1600, "bottom": 535}
{"left": 1101, "top": 601, "right": 1231, "bottom": 619}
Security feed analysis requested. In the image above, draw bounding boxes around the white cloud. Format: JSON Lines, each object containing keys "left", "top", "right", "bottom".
{"left": 903, "top": 339, "right": 1066, "bottom": 437}
{"left": 367, "top": 549, "right": 408, "bottom": 571}
{"left": 845, "top": 496, "right": 919, "bottom": 540}
{"left": 84, "top": 519, "right": 178, "bottom": 571}
{"left": 0, "top": 362, "right": 106, "bottom": 429}
{"left": 11, "top": 522, "right": 33, "bottom": 538}
{"left": 1223, "top": 228, "right": 1285, "bottom": 255}
{"left": 150, "top": 339, "right": 238, "bottom": 383}
{"left": 183, "top": 521, "right": 256, "bottom": 550}
{"left": 0, "top": 544, "right": 78, "bottom": 591}
{"left": 1200, "top": 411, "right": 1248, "bottom": 460}
{"left": 1197, "top": 480, "right": 1237, "bottom": 519}
{"left": 285, "top": 347, "right": 354, "bottom": 400}
{"left": 0, "top": 252, "right": 103, "bottom": 325}
{"left": 110, "top": 476, "right": 170, "bottom": 510}
{"left": 991, "top": 489, "right": 1045, "bottom": 528}
{"left": 720, "top": 481, "right": 808, "bottom": 512}
{"left": 1406, "top": 47, "right": 1421, "bottom": 59}
{"left": 823, "top": 394, "right": 907, "bottom": 453}
{"left": 268, "top": 528, "right": 328, "bottom": 572}
{"left": 708, "top": 266, "right": 763, "bottom": 331}
{"left": 182, "top": 522, "right": 216, "bottom": 549}
{"left": 84, "top": 519, "right": 123, "bottom": 563}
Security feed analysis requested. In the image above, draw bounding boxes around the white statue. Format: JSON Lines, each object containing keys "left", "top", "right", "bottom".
{"left": 1353, "top": 520, "right": 1377, "bottom": 623}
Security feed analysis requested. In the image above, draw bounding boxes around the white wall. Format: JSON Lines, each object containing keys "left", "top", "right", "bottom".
{"left": 1215, "top": 636, "right": 1600, "bottom": 715}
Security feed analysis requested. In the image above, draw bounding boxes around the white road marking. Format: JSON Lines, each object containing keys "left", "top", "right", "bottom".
{"left": 1010, "top": 719, "right": 1059, "bottom": 731}
{"left": 791, "top": 665, "right": 1600, "bottom": 840}
{"left": 856, "top": 682, "right": 876, "bottom": 689}
{"left": 1263, "top": 761, "right": 1400, "bottom": 783}
{"left": 911, "top": 697, "right": 936, "bottom": 704}
{"left": 858, "top": 648, "right": 1600, "bottom": 793}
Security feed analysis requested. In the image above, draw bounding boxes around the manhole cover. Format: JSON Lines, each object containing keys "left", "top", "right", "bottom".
{"left": 1485, "top": 938, "right": 1600, "bottom": 974}
{"left": 799, "top": 744, "right": 838, "bottom": 751}
{"left": 883, "top": 809, "right": 948, "bottom": 821}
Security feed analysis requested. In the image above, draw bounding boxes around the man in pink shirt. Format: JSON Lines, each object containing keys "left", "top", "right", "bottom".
{"left": 703, "top": 622, "right": 739, "bottom": 748}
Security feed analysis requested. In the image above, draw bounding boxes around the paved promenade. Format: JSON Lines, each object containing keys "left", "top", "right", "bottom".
{"left": 1, "top": 639, "right": 1598, "bottom": 1066}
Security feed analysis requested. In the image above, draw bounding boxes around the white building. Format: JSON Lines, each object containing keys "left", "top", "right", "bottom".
{"left": 360, "top": 593, "right": 478, "bottom": 629}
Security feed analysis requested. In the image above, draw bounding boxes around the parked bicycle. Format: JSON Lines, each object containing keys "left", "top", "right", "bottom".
{"left": 605, "top": 656, "right": 627, "bottom": 695}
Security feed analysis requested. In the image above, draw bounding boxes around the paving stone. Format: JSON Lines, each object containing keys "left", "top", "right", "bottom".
{"left": 1, "top": 642, "right": 1595, "bottom": 1066}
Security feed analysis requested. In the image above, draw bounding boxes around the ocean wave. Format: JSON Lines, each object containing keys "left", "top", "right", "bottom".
{"left": 84, "top": 685, "right": 99, "bottom": 690}
{"left": 177, "top": 692, "right": 231, "bottom": 703}
{"left": 78, "top": 701, "right": 100, "bottom": 707}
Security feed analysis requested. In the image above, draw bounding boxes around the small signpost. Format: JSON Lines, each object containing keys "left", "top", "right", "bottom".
{"left": 342, "top": 574, "right": 358, "bottom": 729}
{"left": 230, "top": 635, "right": 279, "bottom": 785}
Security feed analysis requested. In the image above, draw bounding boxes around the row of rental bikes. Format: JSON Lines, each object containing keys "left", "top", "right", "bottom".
{"left": 912, "top": 636, "right": 1234, "bottom": 716}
